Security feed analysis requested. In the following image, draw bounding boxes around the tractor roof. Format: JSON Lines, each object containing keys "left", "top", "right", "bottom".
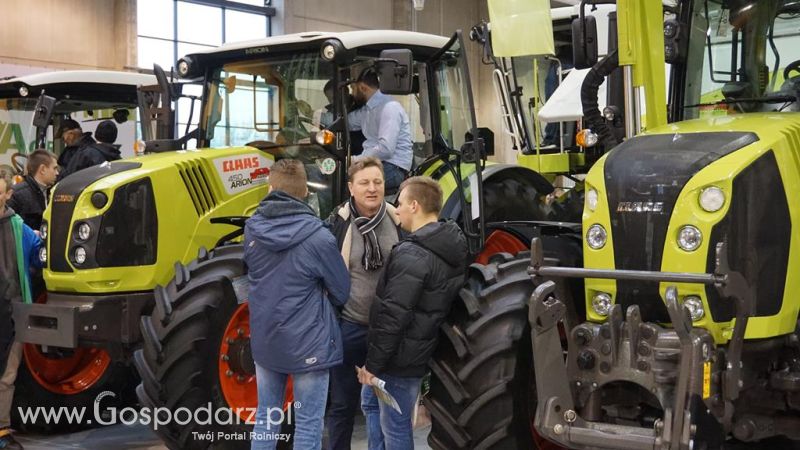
{"left": 0, "top": 70, "right": 157, "bottom": 89}
{"left": 190, "top": 30, "right": 451, "bottom": 56}
{"left": 0, "top": 70, "right": 157, "bottom": 109}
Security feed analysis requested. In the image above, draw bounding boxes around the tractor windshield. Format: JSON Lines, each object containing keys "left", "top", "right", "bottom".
{"left": 683, "top": 0, "right": 800, "bottom": 118}
{"left": 202, "top": 53, "right": 334, "bottom": 147}
{"left": 0, "top": 97, "right": 137, "bottom": 174}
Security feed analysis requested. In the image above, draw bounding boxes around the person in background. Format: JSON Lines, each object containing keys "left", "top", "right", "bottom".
{"left": 348, "top": 69, "right": 413, "bottom": 194}
{"left": 8, "top": 150, "right": 58, "bottom": 231}
{"left": 55, "top": 118, "right": 94, "bottom": 177}
{"left": 60, "top": 120, "right": 121, "bottom": 179}
{"left": 0, "top": 168, "right": 43, "bottom": 450}
{"left": 245, "top": 159, "right": 350, "bottom": 450}
{"left": 357, "top": 176, "right": 467, "bottom": 450}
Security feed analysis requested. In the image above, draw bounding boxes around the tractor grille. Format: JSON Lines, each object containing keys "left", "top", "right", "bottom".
{"left": 603, "top": 132, "right": 757, "bottom": 322}
{"left": 178, "top": 160, "right": 218, "bottom": 216}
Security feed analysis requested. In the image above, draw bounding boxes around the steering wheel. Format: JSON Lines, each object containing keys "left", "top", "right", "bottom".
{"left": 784, "top": 59, "right": 800, "bottom": 81}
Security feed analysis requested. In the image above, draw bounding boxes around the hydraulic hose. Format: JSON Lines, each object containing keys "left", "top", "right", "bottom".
{"left": 581, "top": 49, "right": 621, "bottom": 149}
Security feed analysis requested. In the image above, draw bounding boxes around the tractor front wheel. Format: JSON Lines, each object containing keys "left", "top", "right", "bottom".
{"left": 134, "top": 246, "right": 292, "bottom": 450}
{"left": 426, "top": 252, "right": 565, "bottom": 450}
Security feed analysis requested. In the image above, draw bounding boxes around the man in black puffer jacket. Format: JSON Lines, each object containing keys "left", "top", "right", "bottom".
{"left": 357, "top": 176, "right": 467, "bottom": 450}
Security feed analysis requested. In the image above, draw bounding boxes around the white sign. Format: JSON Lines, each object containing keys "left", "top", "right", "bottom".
{"left": 212, "top": 154, "right": 273, "bottom": 195}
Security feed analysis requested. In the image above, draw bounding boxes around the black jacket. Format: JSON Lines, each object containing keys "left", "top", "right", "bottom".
{"left": 8, "top": 175, "right": 47, "bottom": 230}
{"left": 60, "top": 135, "right": 121, "bottom": 180}
{"left": 365, "top": 220, "right": 467, "bottom": 377}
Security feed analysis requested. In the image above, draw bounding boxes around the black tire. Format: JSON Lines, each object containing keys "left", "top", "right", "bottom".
{"left": 12, "top": 352, "right": 138, "bottom": 433}
{"left": 426, "top": 252, "right": 562, "bottom": 450}
{"left": 134, "top": 245, "right": 270, "bottom": 450}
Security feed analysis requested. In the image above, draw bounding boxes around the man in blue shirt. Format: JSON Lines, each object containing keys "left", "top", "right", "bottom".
{"left": 349, "top": 69, "right": 413, "bottom": 194}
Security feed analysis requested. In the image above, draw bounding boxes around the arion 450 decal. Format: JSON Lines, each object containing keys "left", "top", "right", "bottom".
{"left": 213, "top": 155, "right": 273, "bottom": 194}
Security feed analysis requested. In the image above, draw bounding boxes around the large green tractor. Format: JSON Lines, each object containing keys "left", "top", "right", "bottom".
{"left": 427, "top": 0, "right": 800, "bottom": 449}
{"left": 0, "top": 70, "right": 166, "bottom": 432}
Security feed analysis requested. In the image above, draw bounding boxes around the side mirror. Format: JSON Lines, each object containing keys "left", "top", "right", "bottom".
{"left": 466, "top": 128, "right": 494, "bottom": 157}
{"left": 153, "top": 64, "right": 176, "bottom": 103}
{"left": 377, "top": 49, "right": 413, "bottom": 95}
{"left": 32, "top": 92, "right": 55, "bottom": 149}
{"left": 572, "top": 15, "right": 598, "bottom": 69}
{"left": 32, "top": 92, "right": 55, "bottom": 129}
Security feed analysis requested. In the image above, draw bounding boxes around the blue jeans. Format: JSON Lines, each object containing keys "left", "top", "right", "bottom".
{"left": 383, "top": 163, "right": 407, "bottom": 195}
{"left": 360, "top": 374, "right": 422, "bottom": 450}
{"left": 252, "top": 363, "right": 330, "bottom": 450}
{"left": 326, "top": 320, "right": 369, "bottom": 450}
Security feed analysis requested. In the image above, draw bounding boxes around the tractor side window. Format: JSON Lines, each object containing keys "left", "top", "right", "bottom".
{"left": 434, "top": 43, "right": 475, "bottom": 151}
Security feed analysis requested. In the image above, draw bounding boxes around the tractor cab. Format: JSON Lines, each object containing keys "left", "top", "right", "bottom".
{"left": 0, "top": 70, "right": 157, "bottom": 179}
{"left": 175, "top": 30, "right": 481, "bottom": 221}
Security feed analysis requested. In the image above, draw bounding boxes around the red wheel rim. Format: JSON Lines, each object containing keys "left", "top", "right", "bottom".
{"left": 475, "top": 230, "right": 528, "bottom": 265}
{"left": 219, "top": 303, "right": 293, "bottom": 422}
{"left": 22, "top": 293, "right": 111, "bottom": 395}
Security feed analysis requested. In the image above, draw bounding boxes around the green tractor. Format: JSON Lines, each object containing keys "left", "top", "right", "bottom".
{"left": 0, "top": 70, "right": 169, "bottom": 432}
{"left": 428, "top": 0, "right": 800, "bottom": 449}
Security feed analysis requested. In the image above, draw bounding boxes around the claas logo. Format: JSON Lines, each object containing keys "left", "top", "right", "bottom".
{"left": 222, "top": 156, "right": 260, "bottom": 173}
{"left": 250, "top": 167, "right": 269, "bottom": 180}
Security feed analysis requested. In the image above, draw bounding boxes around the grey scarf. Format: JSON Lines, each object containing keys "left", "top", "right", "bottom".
{"left": 349, "top": 199, "right": 387, "bottom": 271}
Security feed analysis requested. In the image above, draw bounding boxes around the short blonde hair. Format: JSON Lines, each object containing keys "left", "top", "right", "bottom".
{"left": 269, "top": 159, "right": 307, "bottom": 199}
{"left": 399, "top": 176, "right": 442, "bottom": 215}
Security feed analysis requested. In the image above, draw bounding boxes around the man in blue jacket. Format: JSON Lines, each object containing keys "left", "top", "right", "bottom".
{"left": 244, "top": 159, "right": 350, "bottom": 450}
{"left": 0, "top": 168, "right": 43, "bottom": 450}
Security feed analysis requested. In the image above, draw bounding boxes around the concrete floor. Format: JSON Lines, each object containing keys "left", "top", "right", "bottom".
{"left": 14, "top": 416, "right": 432, "bottom": 449}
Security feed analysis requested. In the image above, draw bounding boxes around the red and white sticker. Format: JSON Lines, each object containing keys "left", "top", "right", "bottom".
{"left": 213, "top": 154, "right": 273, "bottom": 195}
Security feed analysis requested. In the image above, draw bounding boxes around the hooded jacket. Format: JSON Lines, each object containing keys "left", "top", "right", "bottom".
{"left": 365, "top": 220, "right": 467, "bottom": 377}
{"left": 57, "top": 132, "right": 96, "bottom": 181}
{"left": 61, "top": 139, "right": 121, "bottom": 180}
{"left": 244, "top": 191, "right": 351, "bottom": 374}
{"left": 8, "top": 175, "right": 48, "bottom": 230}
{"left": 0, "top": 207, "right": 43, "bottom": 373}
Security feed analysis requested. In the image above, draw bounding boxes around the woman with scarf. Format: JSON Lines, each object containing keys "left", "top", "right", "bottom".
{"left": 324, "top": 157, "right": 402, "bottom": 450}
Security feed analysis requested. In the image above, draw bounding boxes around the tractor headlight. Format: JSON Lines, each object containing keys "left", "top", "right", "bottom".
{"left": 591, "top": 292, "right": 613, "bottom": 316}
{"left": 73, "top": 246, "right": 87, "bottom": 265}
{"left": 40, "top": 222, "right": 48, "bottom": 240}
{"left": 586, "top": 188, "right": 599, "bottom": 212}
{"left": 682, "top": 295, "right": 705, "bottom": 321}
{"left": 576, "top": 129, "right": 599, "bottom": 148}
{"left": 39, "top": 247, "right": 47, "bottom": 264}
{"left": 699, "top": 186, "right": 725, "bottom": 212}
{"left": 321, "top": 43, "right": 337, "bottom": 61}
{"left": 586, "top": 224, "right": 607, "bottom": 249}
{"left": 77, "top": 222, "right": 92, "bottom": 241}
{"left": 677, "top": 225, "right": 702, "bottom": 252}
{"left": 19, "top": 86, "right": 29, "bottom": 97}
{"left": 176, "top": 57, "right": 194, "bottom": 78}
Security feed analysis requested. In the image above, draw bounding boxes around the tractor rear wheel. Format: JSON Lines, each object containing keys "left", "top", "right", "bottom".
{"left": 134, "top": 245, "right": 291, "bottom": 449}
{"left": 426, "top": 252, "right": 565, "bottom": 450}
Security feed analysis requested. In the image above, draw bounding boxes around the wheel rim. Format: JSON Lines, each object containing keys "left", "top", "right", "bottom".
{"left": 22, "top": 294, "right": 111, "bottom": 395}
{"left": 219, "top": 303, "right": 293, "bottom": 422}
{"left": 475, "top": 230, "right": 528, "bottom": 265}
